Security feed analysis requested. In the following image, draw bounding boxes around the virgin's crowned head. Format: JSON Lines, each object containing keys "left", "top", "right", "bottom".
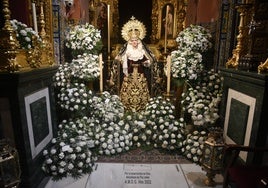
{"left": 121, "top": 16, "right": 146, "bottom": 41}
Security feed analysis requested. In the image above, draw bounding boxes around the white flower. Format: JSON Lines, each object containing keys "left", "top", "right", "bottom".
{"left": 10, "top": 19, "right": 42, "bottom": 49}
{"left": 50, "top": 165, "right": 57, "bottom": 171}
{"left": 68, "top": 163, "right": 74, "bottom": 170}
{"left": 76, "top": 146, "right": 82, "bottom": 152}
{"left": 51, "top": 138, "right": 56, "bottom": 144}
{"left": 58, "top": 168, "right": 65, "bottom": 174}
{"left": 46, "top": 158, "right": 53, "bottom": 164}
{"left": 59, "top": 161, "right": 66, "bottom": 167}
{"left": 133, "top": 136, "right": 138, "bottom": 141}
{"left": 70, "top": 154, "right": 76, "bottom": 160}
{"left": 102, "top": 143, "right": 107, "bottom": 149}
{"left": 50, "top": 149, "right": 56, "bottom": 155}
{"left": 59, "top": 152, "right": 65, "bottom": 159}
{"left": 43, "top": 150, "right": 48, "bottom": 155}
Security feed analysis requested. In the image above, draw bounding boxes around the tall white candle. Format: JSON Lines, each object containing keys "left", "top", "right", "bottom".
{"left": 164, "top": 5, "right": 169, "bottom": 54}
{"left": 32, "top": 3, "right": 38, "bottom": 33}
{"left": 166, "top": 55, "right": 171, "bottom": 94}
{"left": 107, "top": 5, "right": 110, "bottom": 55}
{"left": 99, "top": 53, "right": 103, "bottom": 93}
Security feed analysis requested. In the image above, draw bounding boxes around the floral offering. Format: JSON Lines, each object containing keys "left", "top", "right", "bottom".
{"left": 142, "top": 96, "right": 186, "bottom": 151}
{"left": 10, "top": 19, "right": 41, "bottom": 49}
{"left": 56, "top": 82, "right": 93, "bottom": 116}
{"left": 182, "top": 130, "right": 208, "bottom": 163}
{"left": 171, "top": 50, "right": 203, "bottom": 81}
{"left": 65, "top": 23, "right": 103, "bottom": 56}
{"left": 175, "top": 24, "right": 212, "bottom": 53}
{"left": 181, "top": 69, "right": 223, "bottom": 126}
{"left": 42, "top": 117, "right": 98, "bottom": 180}
{"left": 70, "top": 53, "right": 100, "bottom": 82}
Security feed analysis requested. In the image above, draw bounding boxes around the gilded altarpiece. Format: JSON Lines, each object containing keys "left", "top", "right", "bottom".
{"left": 90, "top": 0, "right": 186, "bottom": 100}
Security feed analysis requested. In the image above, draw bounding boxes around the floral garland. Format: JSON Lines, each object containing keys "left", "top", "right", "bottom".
{"left": 65, "top": 23, "right": 103, "bottom": 56}
{"left": 10, "top": 19, "right": 41, "bottom": 49}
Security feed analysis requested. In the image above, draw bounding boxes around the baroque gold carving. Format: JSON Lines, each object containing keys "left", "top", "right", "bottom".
{"left": 92, "top": 0, "right": 119, "bottom": 43}
{"left": 151, "top": 0, "right": 186, "bottom": 44}
{"left": 0, "top": 0, "right": 20, "bottom": 72}
{"left": 39, "top": 0, "right": 54, "bottom": 66}
{"left": 258, "top": 57, "right": 268, "bottom": 73}
{"left": 0, "top": 0, "right": 55, "bottom": 72}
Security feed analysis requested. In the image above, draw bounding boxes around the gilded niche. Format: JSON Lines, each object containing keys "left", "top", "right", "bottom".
{"left": 0, "top": 0, "right": 55, "bottom": 72}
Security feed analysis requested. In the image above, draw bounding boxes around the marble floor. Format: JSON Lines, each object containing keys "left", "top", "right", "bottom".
{"left": 44, "top": 163, "right": 223, "bottom": 188}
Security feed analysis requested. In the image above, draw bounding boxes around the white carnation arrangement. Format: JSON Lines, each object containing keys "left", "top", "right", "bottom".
{"left": 175, "top": 24, "right": 212, "bottom": 53}
{"left": 42, "top": 117, "right": 98, "bottom": 180}
{"left": 171, "top": 50, "right": 203, "bottom": 81}
{"left": 181, "top": 69, "right": 223, "bottom": 127}
{"left": 182, "top": 130, "right": 208, "bottom": 163}
{"left": 70, "top": 53, "right": 101, "bottom": 82}
{"left": 65, "top": 23, "right": 103, "bottom": 57}
{"left": 10, "top": 19, "right": 41, "bottom": 49}
{"left": 133, "top": 96, "right": 185, "bottom": 151}
{"left": 93, "top": 117, "right": 133, "bottom": 156}
{"left": 56, "top": 82, "right": 94, "bottom": 116}
{"left": 171, "top": 24, "right": 212, "bottom": 84}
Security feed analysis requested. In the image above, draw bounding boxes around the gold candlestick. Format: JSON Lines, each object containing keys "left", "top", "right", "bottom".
{"left": 226, "top": 4, "right": 251, "bottom": 68}
{"left": 0, "top": 0, "right": 20, "bottom": 72}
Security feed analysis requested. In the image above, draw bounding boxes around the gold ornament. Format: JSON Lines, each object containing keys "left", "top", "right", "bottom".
{"left": 121, "top": 16, "right": 146, "bottom": 41}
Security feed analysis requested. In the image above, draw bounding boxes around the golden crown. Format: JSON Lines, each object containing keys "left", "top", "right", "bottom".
{"left": 121, "top": 16, "right": 146, "bottom": 41}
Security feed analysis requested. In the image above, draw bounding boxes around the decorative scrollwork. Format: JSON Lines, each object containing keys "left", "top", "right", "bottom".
{"left": 120, "top": 65, "right": 150, "bottom": 112}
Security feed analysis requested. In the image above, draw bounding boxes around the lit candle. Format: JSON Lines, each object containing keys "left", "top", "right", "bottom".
{"left": 164, "top": 5, "right": 169, "bottom": 54}
{"left": 32, "top": 3, "right": 38, "bottom": 33}
{"left": 107, "top": 5, "right": 110, "bottom": 55}
{"left": 99, "top": 53, "right": 103, "bottom": 93}
{"left": 166, "top": 55, "right": 171, "bottom": 94}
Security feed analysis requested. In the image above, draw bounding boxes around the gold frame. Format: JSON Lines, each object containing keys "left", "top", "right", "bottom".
{"left": 91, "top": 0, "right": 119, "bottom": 43}
{"left": 151, "top": 0, "right": 186, "bottom": 43}
{"left": 157, "top": 1, "right": 178, "bottom": 39}
{"left": 90, "top": 0, "right": 186, "bottom": 44}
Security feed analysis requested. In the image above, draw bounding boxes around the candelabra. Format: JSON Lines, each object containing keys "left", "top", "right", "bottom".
{"left": 0, "top": 0, "right": 20, "bottom": 72}
{"left": 226, "top": 3, "right": 252, "bottom": 69}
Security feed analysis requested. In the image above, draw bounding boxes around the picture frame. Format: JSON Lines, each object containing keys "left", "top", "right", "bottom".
{"left": 223, "top": 88, "right": 256, "bottom": 162}
{"left": 24, "top": 88, "right": 53, "bottom": 159}
{"left": 91, "top": 0, "right": 119, "bottom": 42}
{"left": 153, "top": 0, "right": 186, "bottom": 41}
